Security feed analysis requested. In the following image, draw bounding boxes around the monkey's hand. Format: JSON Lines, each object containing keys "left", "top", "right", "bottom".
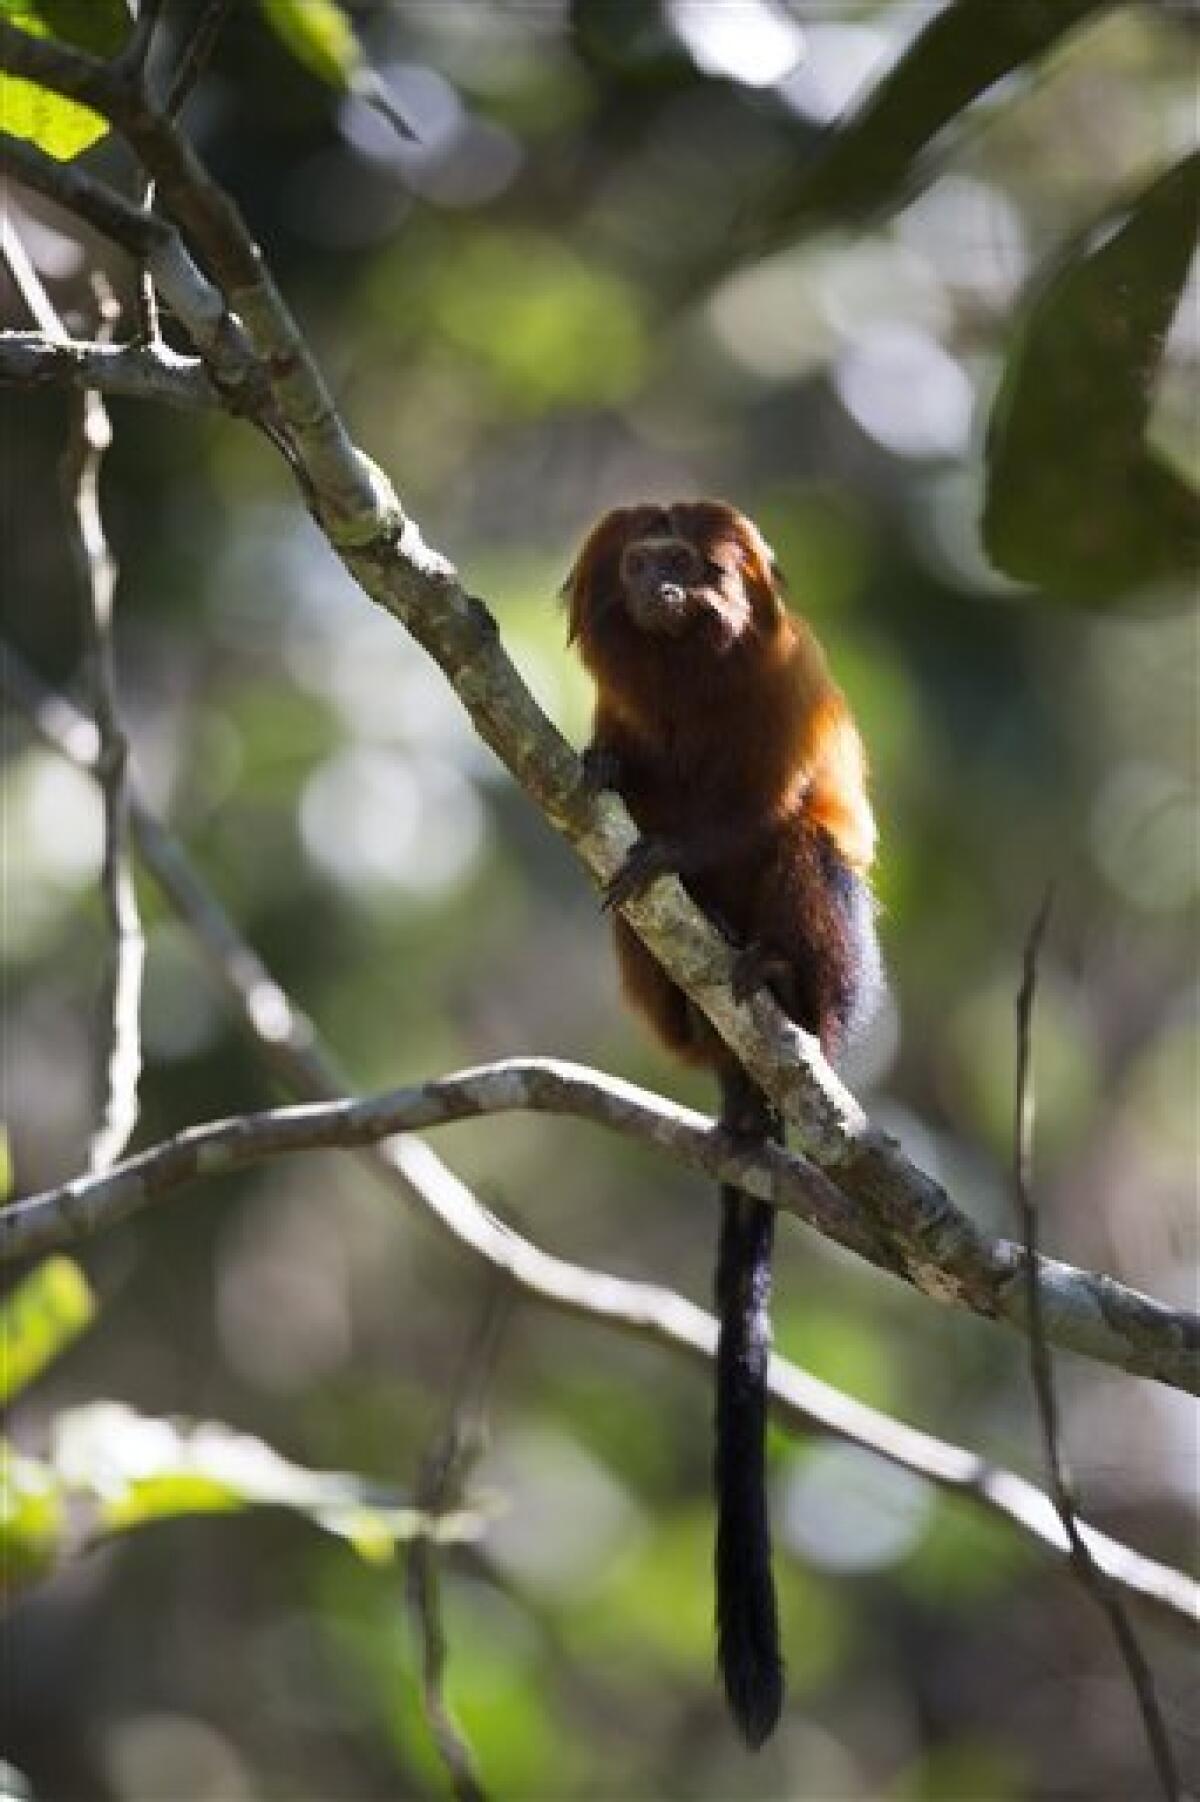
{"left": 603, "top": 818, "right": 777, "bottom": 914}
{"left": 601, "top": 835, "right": 683, "bottom": 912}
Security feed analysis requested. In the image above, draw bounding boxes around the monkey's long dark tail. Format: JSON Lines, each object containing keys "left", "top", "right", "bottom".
{"left": 715, "top": 1064, "right": 784, "bottom": 1749}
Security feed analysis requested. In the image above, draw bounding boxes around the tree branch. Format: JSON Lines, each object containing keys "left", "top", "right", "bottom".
{"left": 1013, "top": 897, "right": 1181, "bottom": 1800}
{"left": 0, "top": 130, "right": 270, "bottom": 419}
{"left": 406, "top": 1287, "right": 506, "bottom": 1802}
{"left": 59, "top": 284, "right": 145, "bottom": 1172}
{"left": 2, "top": 649, "right": 1194, "bottom": 1637}
{"left": 1, "top": 226, "right": 147, "bottom": 1169}
{"left": 0, "top": 330, "right": 213, "bottom": 407}
{"left": 4, "top": 1042, "right": 1197, "bottom": 1410}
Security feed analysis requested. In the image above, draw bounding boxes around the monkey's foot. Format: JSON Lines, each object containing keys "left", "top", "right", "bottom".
{"left": 580, "top": 743, "right": 623, "bottom": 797}
{"left": 730, "top": 942, "right": 795, "bottom": 1010}
{"left": 601, "top": 836, "right": 679, "bottom": 911}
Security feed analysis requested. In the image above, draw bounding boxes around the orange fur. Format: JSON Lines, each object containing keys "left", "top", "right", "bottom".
{"left": 568, "top": 499, "right": 876, "bottom": 1061}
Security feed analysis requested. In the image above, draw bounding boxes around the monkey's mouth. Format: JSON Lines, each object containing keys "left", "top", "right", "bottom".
{"left": 626, "top": 581, "right": 715, "bottom": 637}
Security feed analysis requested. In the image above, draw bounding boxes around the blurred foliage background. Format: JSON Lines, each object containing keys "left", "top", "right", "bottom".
{"left": 2, "top": 2, "right": 1197, "bottom": 1797}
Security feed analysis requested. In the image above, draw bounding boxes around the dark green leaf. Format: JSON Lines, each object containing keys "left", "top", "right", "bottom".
{"left": 983, "top": 153, "right": 1200, "bottom": 602}
{"left": 767, "top": 0, "right": 1117, "bottom": 234}
{"left": 0, "top": 0, "right": 129, "bottom": 160}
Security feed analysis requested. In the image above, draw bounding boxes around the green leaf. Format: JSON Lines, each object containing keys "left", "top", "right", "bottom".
{"left": 0, "top": 1255, "right": 95, "bottom": 1405}
{"left": 256, "top": 0, "right": 413, "bottom": 138}
{"left": 53, "top": 1402, "right": 493, "bottom": 1558}
{"left": 983, "top": 153, "right": 1200, "bottom": 602}
{"left": 0, "top": 0, "right": 129, "bottom": 161}
{"left": 258, "top": 0, "right": 361, "bottom": 88}
{"left": 766, "top": 0, "right": 1116, "bottom": 234}
{"left": 0, "top": 1443, "right": 64, "bottom": 1595}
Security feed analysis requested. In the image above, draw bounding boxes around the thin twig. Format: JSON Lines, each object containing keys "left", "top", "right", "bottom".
{"left": 116, "top": 0, "right": 167, "bottom": 80}
{"left": 2, "top": 223, "right": 146, "bottom": 1169}
{"left": 0, "top": 331, "right": 214, "bottom": 408}
{"left": 1, "top": 133, "right": 272, "bottom": 418}
{"left": 2, "top": 652, "right": 1196, "bottom": 1637}
{"left": 406, "top": 1286, "right": 509, "bottom": 1802}
{"left": 1013, "top": 893, "right": 1181, "bottom": 1801}
{"left": 136, "top": 0, "right": 239, "bottom": 342}
{"left": 1, "top": 130, "right": 170, "bottom": 261}
{"left": 0, "top": 214, "right": 68, "bottom": 341}
{"left": 66, "top": 353, "right": 145, "bottom": 1170}
{"left": 162, "top": 0, "right": 237, "bottom": 118}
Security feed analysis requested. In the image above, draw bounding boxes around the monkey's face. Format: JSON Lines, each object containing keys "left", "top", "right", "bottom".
{"left": 567, "top": 501, "right": 783, "bottom": 658}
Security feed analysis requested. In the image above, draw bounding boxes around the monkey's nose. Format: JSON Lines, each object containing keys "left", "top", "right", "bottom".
{"left": 621, "top": 539, "right": 701, "bottom": 591}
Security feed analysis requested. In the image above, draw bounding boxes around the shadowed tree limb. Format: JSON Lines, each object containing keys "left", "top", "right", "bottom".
{"left": 406, "top": 1286, "right": 509, "bottom": 1802}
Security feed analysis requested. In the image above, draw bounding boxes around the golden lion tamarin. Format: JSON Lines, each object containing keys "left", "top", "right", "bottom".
{"left": 566, "top": 499, "right": 880, "bottom": 1746}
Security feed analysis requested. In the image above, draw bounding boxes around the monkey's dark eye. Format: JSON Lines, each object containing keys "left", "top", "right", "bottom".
{"left": 704, "top": 557, "right": 726, "bottom": 581}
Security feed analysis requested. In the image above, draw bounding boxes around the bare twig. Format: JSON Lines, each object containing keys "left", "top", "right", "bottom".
{"left": 0, "top": 213, "right": 68, "bottom": 341}
{"left": 0, "top": 331, "right": 214, "bottom": 408}
{"left": 1, "top": 225, "right": 147, "bottom": 1168}
{"left": 59, "top": 280, "right": 144, "bottom": 1171}
{"left": 1013, "top": 894, "right": 1181, "bottom": 1801}
{"left": 406, "top": 1287, "right": 509, "bottom": 1802}
{"left": 1, "top": 129, "right": 171, "bottom": 261}
{"left": 3, "top": 652, "right": 1196, "bottom": 1637}
{"left": 0, "top": 133, "right": 270, "bottom": 419}
{"left": 162, "top": 0, "right": 237, "bottom": 118}
{"left": 116, "top": 0, "right": 167, "bottom": 80}
{"left": 136, "top": 0, "right": 239, "bottom": 343}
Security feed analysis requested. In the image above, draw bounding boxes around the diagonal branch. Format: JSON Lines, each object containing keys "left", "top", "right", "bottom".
{"left": 2, "top": 650, "right": 1195, "bottom": 1637}
{"left": 1013, "top": 897, "right": 1181, "bottom": 1800}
